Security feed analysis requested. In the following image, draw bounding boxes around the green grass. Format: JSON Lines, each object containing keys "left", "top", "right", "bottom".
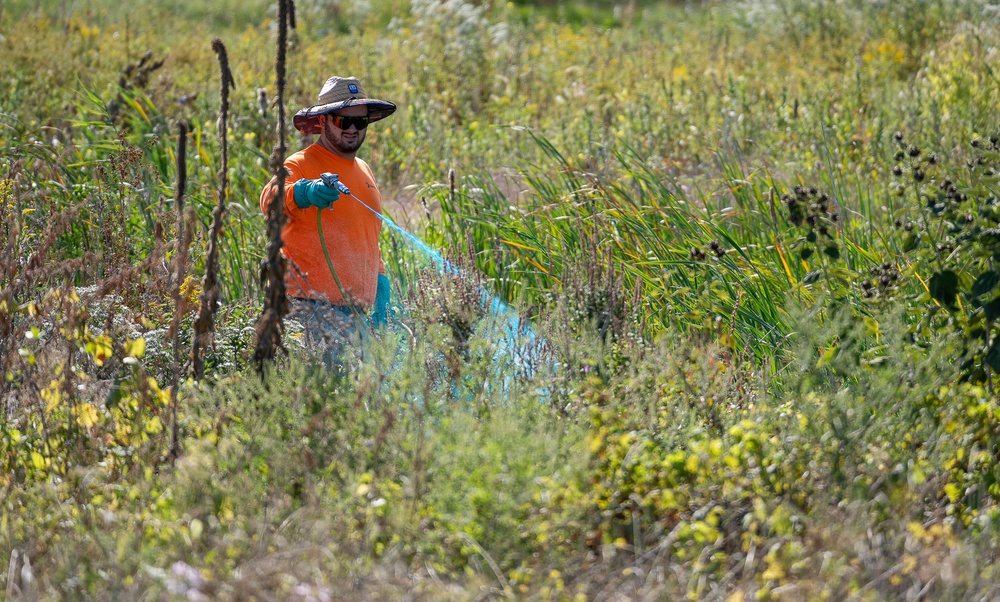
{"left": 4, "top": 0, "right": 1000, "bottom": 599}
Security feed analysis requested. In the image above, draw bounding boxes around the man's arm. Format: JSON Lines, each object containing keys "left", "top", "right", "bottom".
{"left": 258, "top": 164, "right": 304, "bottom": 218}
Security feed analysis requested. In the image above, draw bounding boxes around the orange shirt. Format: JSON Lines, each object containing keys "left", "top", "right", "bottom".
{"left": 259, "top": 144, "right": 385, "bottom": 308}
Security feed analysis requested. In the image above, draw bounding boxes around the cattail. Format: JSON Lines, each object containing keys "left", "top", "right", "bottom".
{"left": 169, "top": 122, "right": 190, "bottom": 460}
{"left": 192, "top": 39, "right": 236, "bottom": 381}
{"left": 254, "top": 0, "right": 291, "bottom": 378}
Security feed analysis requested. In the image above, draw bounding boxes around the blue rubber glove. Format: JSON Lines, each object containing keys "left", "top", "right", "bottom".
{"left": 293, "top": 177, "right": 340, "bottom": 210}
{"left": 372, "top": 273, "right": 391, "bottom": 327}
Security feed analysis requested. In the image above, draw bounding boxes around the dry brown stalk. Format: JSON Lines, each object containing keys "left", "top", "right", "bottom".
{"left": 253, "top": 0, "right": 291, "bottom": 378}
{"left": 192, "top": 38, "right": 236, "bottom": 381}
{"left": 169, "top": 122, "right": 189, "bottom": 460}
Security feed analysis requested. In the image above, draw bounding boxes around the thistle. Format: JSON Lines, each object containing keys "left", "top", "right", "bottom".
{"left": 192, "top": 38, "right": 236, "bottom": 381}
{"left": 169, "top": 122, "right": 190, "bottom": 459}
{"left": 254, "top": 0, "right": 292, "bottom": 378}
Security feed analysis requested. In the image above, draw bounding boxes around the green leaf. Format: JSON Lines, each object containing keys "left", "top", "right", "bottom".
{"left": 986, "top": 340, "right": 1000, "bottom": 372}
{"left": 972, "top": 271, "right": 1000, "bottom": 298}
{"left": 985, "top": 298, "right": 1000, "bottom": 320}
{"left": 929, "top": 270, "right": 959, "bottom": 307}
{"left": 980, "top": 228, "right": 1000, "bottom": 246}
{"left": 902, "top": 233, "right": 919, "bottom": 252}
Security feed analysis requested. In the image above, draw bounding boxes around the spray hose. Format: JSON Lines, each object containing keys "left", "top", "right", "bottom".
{"left": 316, "top": 172, "right": 543, "bottom": 383}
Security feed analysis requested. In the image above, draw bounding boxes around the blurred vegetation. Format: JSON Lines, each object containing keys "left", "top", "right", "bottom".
{"left": 4, "top": 0, "right": 1000, "bottom": 599}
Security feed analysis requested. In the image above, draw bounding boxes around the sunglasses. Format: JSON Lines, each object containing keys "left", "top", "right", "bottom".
{"left": 327, "top": 114, "right": 369, "bottom": 130}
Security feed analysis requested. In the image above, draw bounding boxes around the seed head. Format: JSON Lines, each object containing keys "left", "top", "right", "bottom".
{"left": 892, "top": 165, "right": 903, "bottom": 177}
{"left": 907, "top": 146, "right": 921, "bottom": 157}
{"left": 257, "top": 88, "right": 268, "bottom": 117}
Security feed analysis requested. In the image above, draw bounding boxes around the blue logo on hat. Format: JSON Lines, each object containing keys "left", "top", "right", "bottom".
{"left": 348, "top": 84, "right": 358, "bottom": 94}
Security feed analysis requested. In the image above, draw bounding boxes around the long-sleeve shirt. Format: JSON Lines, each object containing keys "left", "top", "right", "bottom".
{"left": 259, "top": 144, "right": 385, "bottom": 308}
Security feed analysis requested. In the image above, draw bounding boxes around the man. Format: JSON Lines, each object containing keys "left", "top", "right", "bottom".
{"left": 259, "top": 75, "right": 395, "bottom": 356}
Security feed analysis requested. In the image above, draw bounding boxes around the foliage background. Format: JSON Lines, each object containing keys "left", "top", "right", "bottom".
{"left": 3, "top": 0, "right": 1000, "bottom": 599}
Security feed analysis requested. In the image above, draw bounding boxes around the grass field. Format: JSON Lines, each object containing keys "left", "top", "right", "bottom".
{"left": 4, "top": 0, "right": 1000, "bottom": 599}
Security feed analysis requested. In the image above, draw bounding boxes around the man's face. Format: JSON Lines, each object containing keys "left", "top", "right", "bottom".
{"left": 321, "top": 105, "right": 368, "bottom": 156}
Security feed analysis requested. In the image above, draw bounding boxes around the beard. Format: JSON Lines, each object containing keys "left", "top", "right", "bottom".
{"left": 331, "top": 135, "right": 363, "bottom": 154}
{"left": 323, "top": 121, "right": 366, "bottom": 155}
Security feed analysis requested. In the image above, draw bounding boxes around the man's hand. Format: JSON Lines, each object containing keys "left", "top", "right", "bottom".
{"left": 293, "top": 178, "right": 341, "bottom": 210}
{"left": 372, "top": 273, "right": 392, "bottom": 327}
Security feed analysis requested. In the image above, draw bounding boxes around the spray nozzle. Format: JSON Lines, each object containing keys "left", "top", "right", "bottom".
{"left": 320, "top": 172, "right": 351, "bottom": 196}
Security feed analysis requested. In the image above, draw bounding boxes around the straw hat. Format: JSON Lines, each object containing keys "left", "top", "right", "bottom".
{"left": 293, "top": 76, "right": 396, "bottom": 134}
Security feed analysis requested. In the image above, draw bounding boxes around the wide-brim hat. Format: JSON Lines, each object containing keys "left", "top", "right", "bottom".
{"left": 293, "top": 76, "right": 396, "bottom": 134}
